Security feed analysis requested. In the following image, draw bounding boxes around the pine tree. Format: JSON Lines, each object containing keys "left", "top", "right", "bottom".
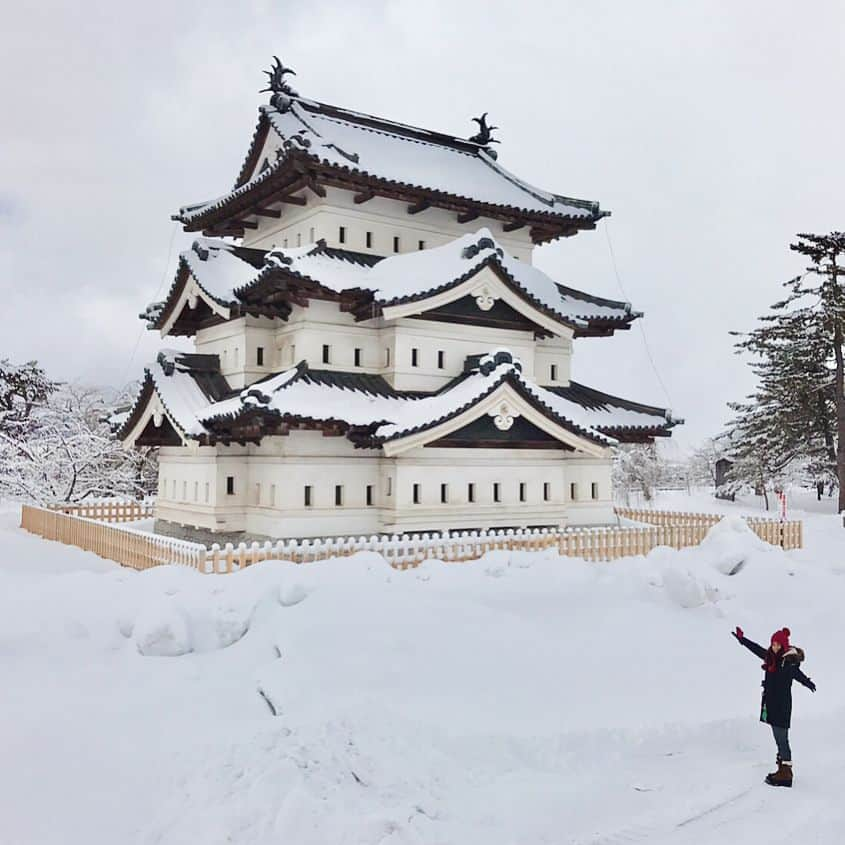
{"left": 0, "top": 359, "right": 58, "bottom": 438}
{"left": 728, "top": 232, "right": 845, "bottom": 511}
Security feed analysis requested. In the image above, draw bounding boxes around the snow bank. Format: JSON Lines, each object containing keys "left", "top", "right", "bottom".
{"left": 0, "top": 502, "right": 842, "bottom": 844}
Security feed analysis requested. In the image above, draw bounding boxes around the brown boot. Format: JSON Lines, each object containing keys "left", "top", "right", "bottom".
{"left": 765, "top": 761, "right": 793, "bottom": 787}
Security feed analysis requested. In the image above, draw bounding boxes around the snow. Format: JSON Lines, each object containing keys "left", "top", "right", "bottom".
{"left": 228, "top": 228, "right": 633, "bottom": 328}
{"left": 263, "top": 102, "right": 596, "bottom": 219}
{"left": 181, "top": 239, "right": 263, "bottom": 303}
{"left": 179, "top": 99, "right": 601, "bottom": 224}
{"left": 159, "top": 350, "right": 667, "bottom": 443}
{"left": 1, "top": 493, "right": 844, "bottom": 843}
{"left": 143, "top": 351, "right": 214, "bottom": 437}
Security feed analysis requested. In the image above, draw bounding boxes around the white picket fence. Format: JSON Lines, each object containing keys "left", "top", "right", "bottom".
{"left": 21, "top": 502, "right": 804, "bottom": 574}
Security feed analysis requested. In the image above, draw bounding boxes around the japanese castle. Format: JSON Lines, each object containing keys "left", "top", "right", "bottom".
{"left": 120, "top": 59, "right": 679, "bottom": 541}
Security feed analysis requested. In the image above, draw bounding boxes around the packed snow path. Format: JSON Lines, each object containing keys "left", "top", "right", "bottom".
{"left": 1, "top": 496, "right": 843, "bottom": 844}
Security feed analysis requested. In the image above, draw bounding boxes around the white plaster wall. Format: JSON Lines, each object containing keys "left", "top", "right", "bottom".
{"left": 534, "top": 336, "right": 574, "bottom": 386}
{"left": 271, "top": 303, "right": 548, "bottom": 389}
{"left": 155, "top": 436, "right": 614, "bottom": 539}
{"left": 385, "top": 319, "right": 539, "bottom": 390}
{"left": 243, "top": 187, "right": 536, "bottom": 262}
{"left": 195, "top": 317, "right": 278, "bottom": 389}
{"left": 563, "top": 457, "right": 615, "bottom": 525}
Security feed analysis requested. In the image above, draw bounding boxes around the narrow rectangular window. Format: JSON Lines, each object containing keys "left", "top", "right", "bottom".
{"left": 411, "top": 348, "right": 419, "bottom": 367}
{"left": 290, "top": 343, "right": 296, "bottom": 363}
{"left": 386, "top": 476, "right": 393, "bottom": 496}
{"left": 270, "top": 484, "right": 276, "bottom": 506}
{"left": 234, "top": 347, "right": 239, "bottom": 367}
{"left": 570, "top": 482, "right": 578, "bottom": 501}
{"left": 412, "top": 483, "right": 421, "bottom": 504}
{"left": 226, "top": 476, "right": 235, "bottom": 496}
{"left": 255, "top": 483, "right": 261, "bottom": 505}
{"left": 550, "top": 364, "right": 558, "bottom": 381}
{"left": 256, "top": 346, "right": 264, "bottom": 366}
{"left": 440, "top": 483, "right": 448, "bottom": 504}
{"left": 366, "top": 231, "right": 373, "bottom": 248}
{"left": 171, "top": 480, "right": 176, "bottom": 498}
{"left": 304, "top": 485, "right": 313, "bottom": 507}
{"left": 309, "top": 226, "right": 315, "bottom": 243}
{"left": 493, "top": 482, "right": 501, "bottom": 503}
{"left": 543, "top": 482, "right": 551, "bottom": 502}
{"left": 418, "top": 240, "right": 425, "bottom": 250}
{"left": 193, "top": 481, "right": 198, "bottom": 502}
{"left": 335, "top": 485, "right": 344, "bottom": 506}
{"left": 467, "top": 482, "right": 475, "bottom": 503}
{"left": 366, "top": 484, "right": 374, "bottom": 506}
{"left": 296, "top": 232, "right": 301, "bottom": 247}
{"left": 519, "top": 482, "right": 526, "bottom": 503}
{"left": 591, "top": 482, "right": 599, "bottom": 500}
{"left": 204, "top": 482, "right": 210, "bottom": 503}
{"left": 354, "top": 348, "right": 362, "bottom": 367}
{"left": 385, "top": 348, "right": 391, "bottom": 367}
{"left": 182, "top": 481, "right": 187, "bottom": 501}
{"left": 322, "top": 344, "right": 331, "bottom": 364}
{"left": 437, "top": 350, "right": 445, "bottom": 369}
{"left": 393, "top": 236, "right": 400, "bottom": 253}
{"left": 339, "top": 226, "right": 346, "bottom": 244}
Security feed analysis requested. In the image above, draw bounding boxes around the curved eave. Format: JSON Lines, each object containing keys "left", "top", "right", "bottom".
{"left": 377, "top": 255, "right": 585, "bottom": 335}
{"left": 150, "top": 257, "right": 234, "bottom": 337}
{"left": 118, "top": 372, "right": 199, "bottom": 448}
{"left": 373, "top": 371, "right": 612, "bottom": 450}
{"left": 174, "top": 149, "right": 606, "bottom": 243}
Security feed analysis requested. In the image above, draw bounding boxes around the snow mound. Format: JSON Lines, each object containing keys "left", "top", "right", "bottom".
{"left": 133, "top": 599, "right": 192, "bottom": 656}
{"left": 279, "top": 582, "right": 308, "bottom": 607}
{"left": 699, "top": 516, "right": 772, "bottom": 575}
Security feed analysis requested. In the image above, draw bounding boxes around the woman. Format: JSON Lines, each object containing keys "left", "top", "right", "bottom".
{"left": 732, "top": 626, "right": 816, "bottom": 787}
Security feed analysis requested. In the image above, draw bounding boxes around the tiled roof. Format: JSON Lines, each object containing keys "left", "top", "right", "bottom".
{"left": 176, "top": 99, "right": 607, "bottom": 229}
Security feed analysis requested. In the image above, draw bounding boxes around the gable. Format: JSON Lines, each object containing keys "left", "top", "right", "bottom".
{"left": 134, "top": 414, "right": 184, "bottom": 447}
{"left": 409, "top": 294, "right": 550, "bottom": 336}
{"left": 428, "top": 414, "right": 574, "bottom": 449}
{"left": 380, "top": 381, "right": 609, "bottom": 458}
{"left": 381, "top": 264, "right": 575, "bottom": 340}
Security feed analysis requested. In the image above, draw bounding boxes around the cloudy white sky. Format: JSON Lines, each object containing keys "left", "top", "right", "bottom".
{"left": 2, "top": 1, "right": 843, "bottom": 448}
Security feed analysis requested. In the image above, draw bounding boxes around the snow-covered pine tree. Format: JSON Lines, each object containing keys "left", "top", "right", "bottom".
{"left": 728, "top": 232, "right": 845, "bottom": 511}
{"left": 0, "top": 358, "right": 58, "bottom": 438}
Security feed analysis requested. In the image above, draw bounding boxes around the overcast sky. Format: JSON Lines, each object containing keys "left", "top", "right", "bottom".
{"left": 2, "top": 0, "right": 843, "bottom": 449}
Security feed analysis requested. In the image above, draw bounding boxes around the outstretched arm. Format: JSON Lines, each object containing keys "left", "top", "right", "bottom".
{"left": 731, "top": 627, "right": 768, "bottom": 660}
{"left": 794, "top": 667, "right": 816, "bottom": 692}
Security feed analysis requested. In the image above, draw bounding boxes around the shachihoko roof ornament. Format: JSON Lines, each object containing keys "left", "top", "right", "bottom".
{"left": 260, "top": 56, "right": 298, "bottom": 112}
{"left": 469, "top": 113, "right": 500, "bottom": 159}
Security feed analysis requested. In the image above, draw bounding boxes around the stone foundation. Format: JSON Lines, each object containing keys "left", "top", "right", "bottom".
{"left": 153, "top": 519, "right": 274, "bottom": 548}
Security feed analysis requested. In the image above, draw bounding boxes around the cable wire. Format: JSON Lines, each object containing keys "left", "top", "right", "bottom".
{"left": 603, "top": 222, "right": 674, "bottom": 409}
{"left": 119, "top": 222, "right": 180, "bottom": 390}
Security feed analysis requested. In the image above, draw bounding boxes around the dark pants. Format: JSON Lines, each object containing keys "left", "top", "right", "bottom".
{"left": 772, "top": 725, "right": 791, "bottom": 761}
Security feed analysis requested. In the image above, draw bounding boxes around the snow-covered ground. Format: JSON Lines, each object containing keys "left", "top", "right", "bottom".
{"left": 1, "top": 493, "right": 844, "bottom": 844}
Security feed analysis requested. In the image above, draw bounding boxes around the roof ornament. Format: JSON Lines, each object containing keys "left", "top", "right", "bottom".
{"left": 191, "top": 240, "right": 210, "bottom": 261}
{"left": 462, "top": 236, "right": 505, "bottom": 261}
{"left": 469, "top": 113, "right": 500, "bottom": 158}
{"left": 260, "top": 57, "right": 299, "bottom": 113}
{"left": 477, "top": 349, "right": 522, "bottom": 376}
{"left": 266, "top": 249, "right": 293, "bottom": 267}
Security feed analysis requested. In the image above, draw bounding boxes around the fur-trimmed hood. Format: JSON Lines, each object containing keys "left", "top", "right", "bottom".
{"left": 783, "top": 646, "right": 805, "bottom": 664}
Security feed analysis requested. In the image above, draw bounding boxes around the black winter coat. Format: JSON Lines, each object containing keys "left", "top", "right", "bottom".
{"left": 738, "top": 636, "right": 813, "bottom": 729}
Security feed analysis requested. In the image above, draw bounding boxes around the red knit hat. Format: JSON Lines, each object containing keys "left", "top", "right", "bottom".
{"left": 771, "top": 628, "right": 791, "bottom": 650}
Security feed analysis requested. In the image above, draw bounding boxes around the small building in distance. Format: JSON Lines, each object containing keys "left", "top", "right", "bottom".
{"left": 120, "top": 59, "right": 680, "bottom": 541}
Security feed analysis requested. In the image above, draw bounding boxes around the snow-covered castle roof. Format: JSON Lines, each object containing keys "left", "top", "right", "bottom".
{"left": 174, "top": 96, "right": 606, "bottom": 243}
{"left": 146, "top": 230, "right": 639, "bottom": 338}
{"left": 119, "top": 350, "right": 678, "bottom": 451}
